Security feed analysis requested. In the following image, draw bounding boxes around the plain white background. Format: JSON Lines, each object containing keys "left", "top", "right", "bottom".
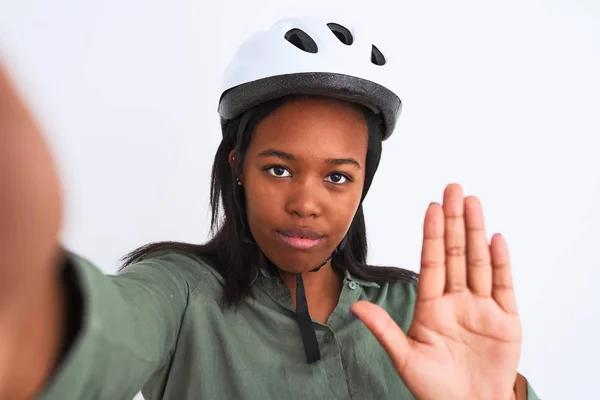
{"left": 1, "top": 0, "right": 599, "bottom": 398}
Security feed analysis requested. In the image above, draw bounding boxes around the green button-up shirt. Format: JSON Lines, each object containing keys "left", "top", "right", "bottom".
{"left": 37, "top": 250, "right": 539, "bottom": 399}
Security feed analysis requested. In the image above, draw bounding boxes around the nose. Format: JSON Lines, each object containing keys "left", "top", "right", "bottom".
{"left": 284, "top": 177, "right": 324, "bottom": 219}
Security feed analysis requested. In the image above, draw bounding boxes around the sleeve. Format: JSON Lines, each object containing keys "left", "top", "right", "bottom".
{"left": 35, "top": 249, "right": 202, "bottom": 400}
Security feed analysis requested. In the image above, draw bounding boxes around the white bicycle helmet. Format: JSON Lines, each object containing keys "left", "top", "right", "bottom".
{"left": 217, "top": 16, "right": 402, "bottom": 140}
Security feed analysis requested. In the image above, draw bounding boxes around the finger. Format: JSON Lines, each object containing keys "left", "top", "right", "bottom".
{"left": 464, "top": 196, "right": 492, "bottom": 297}
{"left": 418, "top": 202, "right": 445, "bottom": 302}
{"left": 490, "top": 233, "right": 518, "bottom": 314}
{"left": 443, "top": 184, "right": 467, "bottom": 293}
{"left": 351, "top": 301, "right": 411, "bottom": 374}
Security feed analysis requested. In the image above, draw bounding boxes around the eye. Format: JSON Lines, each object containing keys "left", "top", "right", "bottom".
{"left": 325, "top": 172, "right": 349, "bottom": 184}
{"left": 266, "top": 165, "right": 291, "bottom": 177}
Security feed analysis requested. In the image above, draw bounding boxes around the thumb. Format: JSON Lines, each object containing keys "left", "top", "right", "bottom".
{"left": 351, "top": 300, "right": 411, "bottom": 374}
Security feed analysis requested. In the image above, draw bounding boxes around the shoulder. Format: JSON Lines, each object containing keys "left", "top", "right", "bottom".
{"left": 358, "top": 266, "right": 419, "bottom": 331}
{"left": 363, "top": 269, "right": 418, "bottom": 306}
{"left": 117, "top": 249, "right": 225, "bottom": 296}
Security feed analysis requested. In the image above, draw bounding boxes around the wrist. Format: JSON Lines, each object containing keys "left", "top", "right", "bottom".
{"left": 513, "top": 373, "right": 528, "bottom": 400}
{"left": 0, "top": 269, "right": 65, "bottom": 399}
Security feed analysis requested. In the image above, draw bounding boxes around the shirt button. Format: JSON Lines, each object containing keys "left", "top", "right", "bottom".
{"left": 324, "top": 332, "right": 333, "bottom": 343}
{"left": 348, "top": 281, "right": 357, "bottom": 290}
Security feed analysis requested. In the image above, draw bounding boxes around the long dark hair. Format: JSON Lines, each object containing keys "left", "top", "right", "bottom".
{"left": 120, "top": 95, "right": 418, "bottom": 308}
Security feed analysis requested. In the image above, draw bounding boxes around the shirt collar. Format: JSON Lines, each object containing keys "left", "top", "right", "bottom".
{"left": 344, "top": 269, "right": 380, "bottom": 288}
{"left": 251, "top": 266, "right": 380, "bottom": 289}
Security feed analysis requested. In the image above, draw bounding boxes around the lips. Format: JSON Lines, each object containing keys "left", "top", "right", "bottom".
{"left": 278, "top": 227, "right": 324, "bottom": 240}
{"left": 277, "top": 227, "right": 324, "bottom": 250}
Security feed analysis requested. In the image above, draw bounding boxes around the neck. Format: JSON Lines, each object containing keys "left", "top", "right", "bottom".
{"left": 278, "top": 261, "right": 342, "bottom": 324}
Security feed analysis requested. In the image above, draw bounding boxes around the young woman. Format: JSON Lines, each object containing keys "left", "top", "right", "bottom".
{"left": 0, "top": 17, "right": 539, "bottom": 400}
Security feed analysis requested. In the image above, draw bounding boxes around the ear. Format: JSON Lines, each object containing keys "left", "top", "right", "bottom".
{"left": 228, "top": 150, "right": 243, "bottom": 184}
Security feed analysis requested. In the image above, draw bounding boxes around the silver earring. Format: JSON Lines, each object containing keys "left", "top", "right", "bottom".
{"left": 237, "top": 179, "right": 242, "bottom": 186}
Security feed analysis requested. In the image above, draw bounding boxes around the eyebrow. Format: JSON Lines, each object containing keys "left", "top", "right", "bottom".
{"left": 258, "top": 148, "right": 362, "bottom": 169}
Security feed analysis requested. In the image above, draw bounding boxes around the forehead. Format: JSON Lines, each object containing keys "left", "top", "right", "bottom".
{"left": 250, "top": 97, "right": 369, "bottom": 157}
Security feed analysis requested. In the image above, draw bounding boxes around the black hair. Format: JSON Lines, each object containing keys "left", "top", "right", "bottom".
{"left": 120, "top": 95, "right": 418, "bottom": 307}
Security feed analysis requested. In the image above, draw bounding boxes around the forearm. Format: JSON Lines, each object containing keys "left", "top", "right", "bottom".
{"left": 0, "top": 265, "right": 65, "bottom": 399}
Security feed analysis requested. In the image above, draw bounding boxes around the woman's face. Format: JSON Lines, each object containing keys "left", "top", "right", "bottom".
{"left": 238, "top": 97, "right": 368, "bottom": 273}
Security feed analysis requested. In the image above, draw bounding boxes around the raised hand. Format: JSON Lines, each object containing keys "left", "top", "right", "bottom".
{"left": 352, "top": 183, "right": 521, "bottom": 400}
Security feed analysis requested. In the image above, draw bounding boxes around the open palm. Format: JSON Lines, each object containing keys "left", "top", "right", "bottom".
{"left": 352, "top": 184, "right": 521, "bottom": 400}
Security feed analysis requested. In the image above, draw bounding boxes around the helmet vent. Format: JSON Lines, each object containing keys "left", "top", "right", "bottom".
{"left": 371, "top": 44, "right": 386, "bottom": 66}
{"left": 327, "top": 23, "right": 353, "bottom": 45}
{"left": 284, "top": 29, "right": 318, "bottom": 54}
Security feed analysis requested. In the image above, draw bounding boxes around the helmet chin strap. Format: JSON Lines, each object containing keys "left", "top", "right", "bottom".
{"left": 232, "top": 111, "right": 257, "bottom": 246}
{"left": 296, "top": 234, "right": 349, "bottom": 363}
{"left": 309, "top": 235, "right": 348, "bottom": 272}
{"left": 232, "top": 105, "right": 381, "bottom": 364}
